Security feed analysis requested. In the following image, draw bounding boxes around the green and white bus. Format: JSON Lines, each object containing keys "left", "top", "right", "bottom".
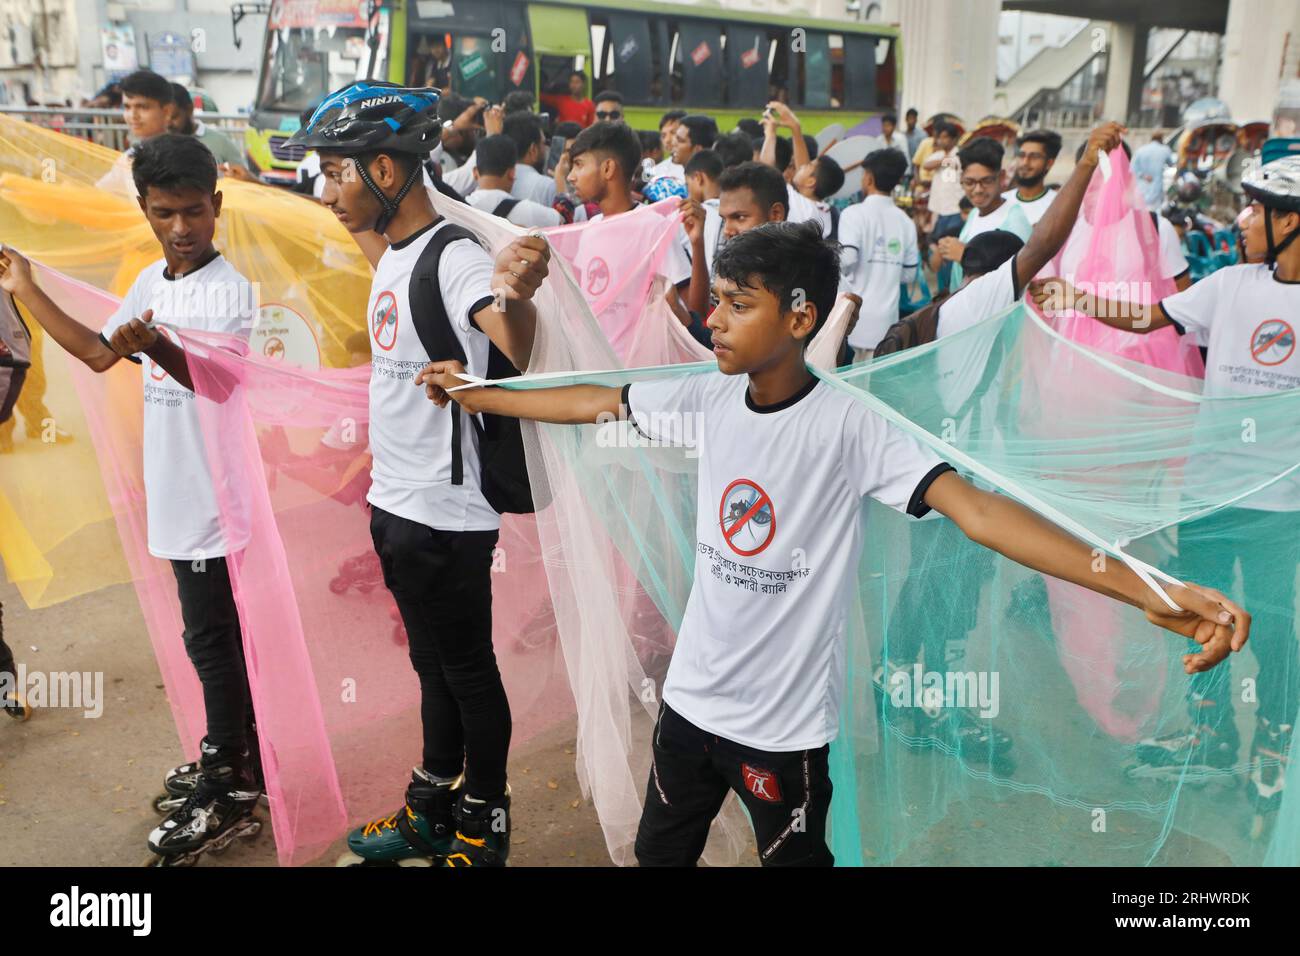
{"left": 243, "top": 0, "right": 901, "bottom": 184}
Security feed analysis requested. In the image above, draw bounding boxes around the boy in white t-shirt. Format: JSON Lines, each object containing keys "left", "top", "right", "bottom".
{"left": 466, "top": 134, "right": 563, "bottom": 229}
{"left": 417, "top": 218, "right": 1249, "bottom": 866}
{"left": 565, "top": 121, "right": 707, "bottom": 336}
{"left": 0, "top": 134, "right": 263, "bottom": 862}
{"left": 1031, "top": 156, "right": 1300, "bottom": 824}
{"left": 837, "top": 148, "right": 919, "bottom": 361}
{"left": 293, "top": 83, "right": 550, "bottom": 867}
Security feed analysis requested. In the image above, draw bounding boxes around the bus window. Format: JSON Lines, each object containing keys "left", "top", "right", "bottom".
{"left": 800, "top": 31, "right": 831, "bottom": 109}
{"left": 767, "top": 31, "right": 792, "bottom": 104}
{"left": 677, "top": 20, "right": 723, "bottom": 107}
{"left": 842, "top": 34, "right": 878, "bottom": 110}
{"left": 257, "top": 22, "right": 379, "bottom": 114}
{"left": 453, "top": 35, "right": 498, "bottom": 100}
{"left": 875, "top": 36, "right": 897, "bottom": 109}
{"left": 409, "top": 34, "right": 452, "bottom": 89}
{"left": 601, "top": 12, "right": 656, "bottom": 102}
{"left": 726, "top": 24, "right": 768, "bottom": 108}
{"left": 829, "top": 34, "right": 845, "bottom": 108}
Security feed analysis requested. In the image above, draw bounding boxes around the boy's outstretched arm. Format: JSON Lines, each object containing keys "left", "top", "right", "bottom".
{"left": 923, "top": 471, "right": 1250, "bottom": 675}
{"left": 0, "top": 246, "right": 119, "bottom": 372}
{"left": 416, "top": 359, "right": 623, "bottom": 425}
{"left": 1026, "top": 276, "right": 1171, "bottom": 334}
{"left": 1013, "top": 121, "right": 1125, "bottom": 290}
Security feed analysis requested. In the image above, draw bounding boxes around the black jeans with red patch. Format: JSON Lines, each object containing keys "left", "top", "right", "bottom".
{"left": 635, "top": 703, "right": 834, "bottom": 867}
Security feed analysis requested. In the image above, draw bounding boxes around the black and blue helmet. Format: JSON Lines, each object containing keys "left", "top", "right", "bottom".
{"left": 289, "top": 82, "right": 442, "bottom": 233}
{"left": 288, "top": 81, "right": 442, "bottom": 155}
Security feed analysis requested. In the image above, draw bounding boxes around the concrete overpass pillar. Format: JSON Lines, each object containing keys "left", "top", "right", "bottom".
{"left": 1219, "top": 0, "right": 1300, "bottom": 124}
{"left": 1101, "top": 22, "right": 1146, "bottom": 125}
{"left": 896, "top": 0, "right": 1000, "bottom": 123}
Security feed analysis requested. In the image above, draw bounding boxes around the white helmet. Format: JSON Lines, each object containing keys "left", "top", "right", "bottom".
{"left": 1242, "top": 156, "right": 1300, "bottom": 263}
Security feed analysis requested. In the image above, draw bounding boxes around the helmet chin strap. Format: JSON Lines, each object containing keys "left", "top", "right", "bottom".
{"left": 353, "top": 157, "right": 424, "bottom": 235}
{"left": 1263, "top": 207, "right": 1300, "bottom": 268}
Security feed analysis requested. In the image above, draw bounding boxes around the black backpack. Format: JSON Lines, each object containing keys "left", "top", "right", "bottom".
{"left": 408, "top": 221, "right": 537, "bottom": 515}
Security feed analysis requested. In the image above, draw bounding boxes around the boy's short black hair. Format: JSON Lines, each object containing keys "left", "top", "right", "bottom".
{"left": 502, "top": 91, "right": 534, "bottom": 114}
{"left": 957, "top": 195, "right": 973, "bottom": 213}
{"left": 475, "top": 134, "right": 519, "bottom": 177}
{"left": 658, "top": 109, "right": 688, "bottom": 129}
{"left": 1018, "top": 128, "right": 1062, "bottom": 160}
{"left": 882, "top": 113, "right": 898, "bottom": 126}
{"left": 594, "top": 90, "right": 624, "bottom": 106}
{"left": 714, "top": 220, "right": 841, "bottom": 338}
{"left": 570, "top": 69, "right": 585, "bottom": 80}
{"left": 554, "top": 120, "right": 582, "bottom": 141}
{"left": 131, "top": 132, "right": 217, "bottom": 198}
{"left": 121, "top": 70, "right": 173, "bottom": 105}
{"left": 958, "top": 137, "right": 1003, "bottom": 172}
{"left": 812, "top": 155, "right": 845, "bottom": 199}
{"left": 684, "top": 149, "right": 723, "bottom": 181}
{"left": 679, "top": 114, "right": 718, "bottom": 149}
{"left": 569, "top": 120, "right": 640, "bottom": 182}
{"left": 503, "top": 112, "right": 545, "bottom": 157}
{"left": 715, "top": 130, "right": 754, "bottom": 168}
{"left": 905, "top": 107, "right": 918, "bottom": 119}
{"left": 933, "top": 121, "right": 960, "bottom": 141}
{"left": 803, "top": 133, "right": 819, "bottom": 160}
{"left": 636, "top": 128, "right": 660, "bottom": 152}
{"left": 735, "top": 118, "right": 763, "bottom": 139}
{"left": 773, "top": 135, "right": 793, "bottom": 170}
{"left": 718, "top": 161, "right": 789, "bottom": 216}
{"left": 961, "top": 229, "right": 1024, "bottom": 277}
{"left": 861, "top": 148, "right": 907, "bottom": 193}
{"left": 169, "top": 83, "right": 192, "bottom": 110}
{"left": 437, "top": 93, "right": 474, "bottom": 123}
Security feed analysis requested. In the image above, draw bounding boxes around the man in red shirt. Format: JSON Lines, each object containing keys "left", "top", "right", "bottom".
{"left": 540, "top": 70, "right": 595, "bottom": 127}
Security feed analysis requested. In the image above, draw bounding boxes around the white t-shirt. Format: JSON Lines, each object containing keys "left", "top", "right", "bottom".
{"left": 1157, "top": 214, "right": 1190, "bottom": 280}
{"left": 366, "top": 220, "right": 500, "bottom": 532}
{"left": 511, "top": 163, "right": 557, "bottom": 207}
{"left": 625, "top": 372, "right": 949, "bottom": 750}
{"left": 1162, "top": 264, "right": 1300, "bottom": 397}
{"left": 101, "top": 254, "right": 254, "bottom": 560}
{"left": 1003, "top": 187, "right": 1055, "bottom": 226}
{"left": 838, "top": 194, "right": 920, "bottom": 350}
{"left": 443, "top": 153, "right": 478, "bottom": 197}
{"left": 1161, "top": 264, "right": 1300, "bottom": 511}
{"left": 786, "top": 189, "right": 832, "bottom": 238}
{"left": 466, "top": 187, "right": 562, "bottom": 228}
{"left": 589, "top": 210, "right": 692, "bottom": 286}
{"left": 936, "top": 255, "right": 1021, "bottom": 341}
{"left": 649, "top": 159, "right": 685, "bottom": 183}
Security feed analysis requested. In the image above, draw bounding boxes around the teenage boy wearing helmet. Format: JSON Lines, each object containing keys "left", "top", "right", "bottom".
{"left": 289, "top": 83, "right": 550, "bottom": 867}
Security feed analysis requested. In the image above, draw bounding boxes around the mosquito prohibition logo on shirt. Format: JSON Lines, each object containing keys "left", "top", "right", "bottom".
{"left": 371, "top": 291, "right": 399, "bottom": 351}
{"left": 1250, "top": 318, "right": 1295, "bottom": 366}
{"left": 719, "top": 478, "right": 775, "bottom": 556}
{"left": 586, "top": 257, "right": 610, "bottom": 296}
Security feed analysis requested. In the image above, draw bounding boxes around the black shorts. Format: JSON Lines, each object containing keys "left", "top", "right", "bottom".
{"left": 635, "top": 703, "right": 834, "bottom": 867}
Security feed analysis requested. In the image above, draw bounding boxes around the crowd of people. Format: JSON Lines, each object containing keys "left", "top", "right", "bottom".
{"left": 3, "top": 66, "right": 1299, "bottom": 869}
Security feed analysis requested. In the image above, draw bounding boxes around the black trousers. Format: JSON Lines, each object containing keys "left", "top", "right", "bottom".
{"left": 170, "top": 556, "right": 252, "bottom": 750}
{"left": 370, "top": 506, "right": 510, "bottom": 799}
{"left": 635, "top": 704, "right": 834, "bottom": 867}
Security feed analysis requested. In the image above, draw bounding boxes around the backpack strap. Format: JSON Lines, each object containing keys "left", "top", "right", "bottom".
{"left": 493, "top": 196, "right": 521, "bottom": 220}
{"left": 408, "top": 219, "right": 486, "bottom": 488}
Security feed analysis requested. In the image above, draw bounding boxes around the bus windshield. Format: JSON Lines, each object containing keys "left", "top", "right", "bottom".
{"left": 256, "top": 1, "right": 387, "bottom": 114}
